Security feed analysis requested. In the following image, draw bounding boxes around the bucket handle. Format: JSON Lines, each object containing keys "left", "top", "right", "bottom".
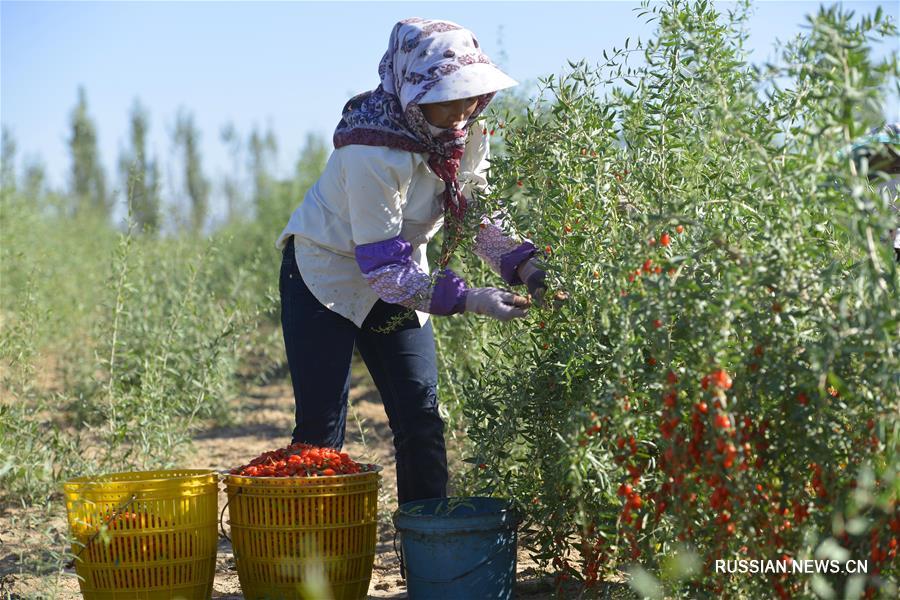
{"left": 219, "top": 496, "right": 231, "bottom": 543}
{"left": 218, "top": 479, "right": 243, "bottom": 544}
{"left": 393, "top": 529, "right": 514, "bottom": 584}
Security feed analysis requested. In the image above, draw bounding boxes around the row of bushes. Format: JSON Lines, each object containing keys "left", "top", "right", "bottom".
{"left": 0, "top": 186, "right": 291, "bottom": 503}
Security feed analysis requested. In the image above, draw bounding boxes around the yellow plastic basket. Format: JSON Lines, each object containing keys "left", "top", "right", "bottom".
{"left": 224, "top": 468, "right": 381, "bottom": 600}
{"left": 63, "top": 469, "right": 219, "bottom": 600}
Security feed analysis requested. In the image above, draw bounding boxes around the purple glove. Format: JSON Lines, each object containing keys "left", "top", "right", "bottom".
{"left": 516, "top": 258, "right": 547, "bottom": 306}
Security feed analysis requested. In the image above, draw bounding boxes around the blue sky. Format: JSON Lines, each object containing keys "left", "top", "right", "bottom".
{"left": 2, "top": 1, "right": 898, "bottom": 223}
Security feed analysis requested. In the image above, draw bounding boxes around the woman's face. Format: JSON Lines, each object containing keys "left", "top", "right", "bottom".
{"left": 419, "top": 96, "right": 480, "bottom": 129}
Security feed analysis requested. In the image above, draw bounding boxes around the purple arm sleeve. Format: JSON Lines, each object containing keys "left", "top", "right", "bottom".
{"left": 473, "top": 215, "right": 537, "bottom": 285}
{"left": 355, "top": 236, "right": 468, "bottom": 315}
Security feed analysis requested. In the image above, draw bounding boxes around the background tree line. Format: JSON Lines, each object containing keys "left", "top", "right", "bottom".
{"left": 0, "top": 85, "right": 331, "bottom": 237}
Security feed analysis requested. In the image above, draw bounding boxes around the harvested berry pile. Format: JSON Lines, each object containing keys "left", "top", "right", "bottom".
{"left": 228, "top": 442, "right": 378, "bottom": 477}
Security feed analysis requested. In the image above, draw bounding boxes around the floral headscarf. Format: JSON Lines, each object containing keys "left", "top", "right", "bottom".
{"left": 333, "top": 17, "right": 517, "bottom": 267}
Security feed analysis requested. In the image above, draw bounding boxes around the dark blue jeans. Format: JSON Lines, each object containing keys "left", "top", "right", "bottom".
{"left": 279, "top": 236, "right": 448, "bottom": 504}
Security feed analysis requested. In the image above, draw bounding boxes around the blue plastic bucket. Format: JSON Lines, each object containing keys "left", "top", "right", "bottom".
{"left": 393, "top": 497, "right": 520, "bottom": 600}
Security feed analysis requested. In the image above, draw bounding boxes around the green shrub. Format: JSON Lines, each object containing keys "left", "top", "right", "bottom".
{"left": 444, "top": 1, "right": 898, "bottom": 597}
{"left": 0, "top": 193, "right": 270, "bottom": 502}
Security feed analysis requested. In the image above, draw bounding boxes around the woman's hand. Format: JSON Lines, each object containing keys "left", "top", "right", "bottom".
{"left": 464, "top": 288, "right": 530, "bottom": 321}
{"left": 517, "top": 258, "right": 548, "bottom": 305}
{"left": 517, "top": 258, "right": 570, "bottom": 309}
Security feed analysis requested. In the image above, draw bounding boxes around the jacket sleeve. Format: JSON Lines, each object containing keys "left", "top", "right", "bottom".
{"left": 344, "top": 145, "right": 468, "bottom": 315}
{"left": 460, "top": 127, "right": 537, "bottom": 286}
{"left": 473, "top": 213, "right": 537, "bottom": 286}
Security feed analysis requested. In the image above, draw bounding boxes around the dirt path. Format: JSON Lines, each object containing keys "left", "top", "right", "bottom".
{"left": 1, "top": 355, "right": 561, "bottom": 599}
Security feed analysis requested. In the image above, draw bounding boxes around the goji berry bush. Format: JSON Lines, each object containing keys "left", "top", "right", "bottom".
{"left": 442, "top": 1, "right": 899, "bottom": 598}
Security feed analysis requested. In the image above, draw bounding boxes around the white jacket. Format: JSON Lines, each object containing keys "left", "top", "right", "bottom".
{"left": 276, "top": 126, "right": 492, "bottom": 327}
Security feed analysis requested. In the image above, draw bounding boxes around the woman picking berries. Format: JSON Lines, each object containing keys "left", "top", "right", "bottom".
{"left": 275, "top": 18, "right": 547, "bottom": 504}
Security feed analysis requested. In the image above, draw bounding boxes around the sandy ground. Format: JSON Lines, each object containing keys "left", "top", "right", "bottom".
{"left": 0, "top": 355, "right": 569, "bottom": 599}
